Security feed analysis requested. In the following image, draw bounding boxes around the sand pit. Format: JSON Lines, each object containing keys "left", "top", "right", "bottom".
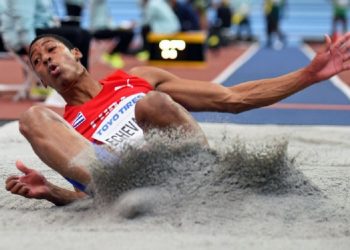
{"left": 0, "top": 121, "right": 349, "bottom": 249}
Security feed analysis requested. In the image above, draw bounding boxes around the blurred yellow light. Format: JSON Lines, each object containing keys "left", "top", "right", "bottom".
{"left": 161, "top": 48, "right": 178, "bottom": 59}
{"left": 159, "top": 40, "right": 170, "bottom": 50}
{"left": 159, "top": 39, "right": 186, "bottom": 60}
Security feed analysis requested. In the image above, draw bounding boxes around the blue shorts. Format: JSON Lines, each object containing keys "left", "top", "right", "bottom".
{"left": 65, "top": 143, "right": 119, "bottom": 195}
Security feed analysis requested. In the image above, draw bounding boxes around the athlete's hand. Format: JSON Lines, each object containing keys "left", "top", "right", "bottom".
{"left": 5, "top": 160, "right": 50, "bottom": 200}
{"left": 306, "top": 33, "right": 350, "bottom": 82}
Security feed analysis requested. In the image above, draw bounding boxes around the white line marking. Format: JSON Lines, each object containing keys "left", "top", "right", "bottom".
{"left": 0, "top": 84, "right": 23, "bottom": 92}
{"left": 301, "top": 44, "right": 350, "bottom": 100}
{"left": 212, "top": 43, "right": 260, "bottom": 84}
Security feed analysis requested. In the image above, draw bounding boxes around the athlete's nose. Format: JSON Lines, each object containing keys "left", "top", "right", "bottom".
{"left": 42, "top": 54, "right": 52, "bottom": 66}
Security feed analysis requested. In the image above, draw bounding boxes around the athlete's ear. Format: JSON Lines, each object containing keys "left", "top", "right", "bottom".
{"left": 71, "top": 48, "right": 83, "bottom": 61}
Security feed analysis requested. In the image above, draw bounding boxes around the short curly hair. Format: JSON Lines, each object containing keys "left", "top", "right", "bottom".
{"left": 29, "top": 34, "right": 75, "bottom": 58}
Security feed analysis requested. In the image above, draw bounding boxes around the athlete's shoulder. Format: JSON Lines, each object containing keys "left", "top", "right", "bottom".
{"left": 99, "top": 70, "right": 130, "bottom": 84}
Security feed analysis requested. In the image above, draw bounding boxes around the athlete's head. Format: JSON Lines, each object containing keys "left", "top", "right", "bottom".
{"left": 29, "top": 34, "right": 75, "bottom": 56}
{"left": 29, "top": 34, "right": 85, "bottom": 93}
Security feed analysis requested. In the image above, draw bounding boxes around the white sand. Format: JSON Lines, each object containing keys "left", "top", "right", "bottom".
{"left": 0, "top": 121, "right": 349, "bottom": 250}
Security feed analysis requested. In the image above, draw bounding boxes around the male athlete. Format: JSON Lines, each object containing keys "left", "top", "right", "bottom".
{"left": 5, "top": 33, "right": 350, "bottom": 206}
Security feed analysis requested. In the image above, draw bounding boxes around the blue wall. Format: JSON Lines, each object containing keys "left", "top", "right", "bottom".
{"left": 54, "top": 0, "right": 344, "bottom": 46}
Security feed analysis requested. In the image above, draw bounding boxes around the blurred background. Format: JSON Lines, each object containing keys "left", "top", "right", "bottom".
{"left": 1, "top": 0, "right": 350, "bottom": 126}
{"left": 52, "top": 0, "right": 338, "bottom": 46}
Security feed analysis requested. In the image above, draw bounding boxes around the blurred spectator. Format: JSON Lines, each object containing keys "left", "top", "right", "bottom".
{"left": 207, "top": 0, "right": 232, "bottom": 48}
{"left": 331, "top": 0, "right": 349, "bottom": 36}
{"left": 264, "top": 0, "right": 286, "bottom": 49}
{"left": 1, "top": 0, "right": 91, "bottom": 69}
{"left": 168, "top": 0, "right": 200, "bottom": 31}
{"left": 88, "top": 0, "right": 135, "bottom": 68}
{"left": 216, "top": 0, "right": 232, "bottom": 30}
{"left": 140, "top": 0, "right": 180, "bottom": 33}
{"left": 138, "top": 0, "right": 181, "bottom": 61}
{"left": 189, "top": 0, "right": 210, "bottom": 30}
{"left": 231, "top": 0, "right": 253, "bottom": 41}
{"left": 63, "top": 0, "right": 85, "bottom": 26}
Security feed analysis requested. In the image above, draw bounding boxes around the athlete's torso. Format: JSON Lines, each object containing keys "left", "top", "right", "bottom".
{"left": 64, "top": 70, "right": 154, "bottom": 148}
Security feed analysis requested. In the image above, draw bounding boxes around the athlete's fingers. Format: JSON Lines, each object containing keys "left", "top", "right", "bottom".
{"left": 323, "top": 34, "right": 332, "bottom": 52}
{"left": 343, "top": 52, "right": 350, "bottom": 62}
{"left": 17, "top": 186, "right": 29, "bottom": 197}
{"left": 5, "top": 179, "right": 19, "bottom": 191}
{"left": 5, "top": 176, "right": 19, "bottom": 185}
{"left": 334, "top": 33, "right": 349, "bottom": 48}
{"left": 16, "top": 160, "right": 32, "bottom": 175}
{"left": 343, "top": 62, "right": 350, "bottom": 71}
{"left": 333, "top": 32, "right": 350, "bottom": 49}
{"left": 339, "top": 41, "right": 350, "bottom": 53}
{"left": 10, "top": 182, "right": 25, "bottom": 194}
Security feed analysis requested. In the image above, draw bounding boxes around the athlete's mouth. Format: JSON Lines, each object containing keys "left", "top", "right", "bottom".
{"left": 48, "top": 64, "right": 61, "bottom": 78}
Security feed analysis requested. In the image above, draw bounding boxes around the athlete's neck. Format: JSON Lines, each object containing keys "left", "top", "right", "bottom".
{"left": 63, "top": 71, "right": 103, "bottom": 105}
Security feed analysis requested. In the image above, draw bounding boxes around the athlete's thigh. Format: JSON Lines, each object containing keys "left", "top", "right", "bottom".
{"left": 20, "top": 106, "right": 93, "bottom": 177}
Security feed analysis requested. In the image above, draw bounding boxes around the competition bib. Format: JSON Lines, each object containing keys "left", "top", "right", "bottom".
{"left": 92, "top": 93, "right": 145, "bottom": 150}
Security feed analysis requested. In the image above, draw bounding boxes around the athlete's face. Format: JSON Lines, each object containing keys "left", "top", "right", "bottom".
{"left": 29, "top": 37, "right": 84, "bottom": 93}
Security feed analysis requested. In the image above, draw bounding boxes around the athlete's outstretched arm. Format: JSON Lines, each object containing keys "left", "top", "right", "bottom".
{"left": 130, "top": 33, "right": 350, "bottom": 113}
{"left": 6, "top": 161, "right": 86, "bottom": 206}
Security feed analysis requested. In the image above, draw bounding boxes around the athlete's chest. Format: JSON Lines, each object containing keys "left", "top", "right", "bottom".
{"left": 67, "top": 81, "right": 150, "bottom": 141}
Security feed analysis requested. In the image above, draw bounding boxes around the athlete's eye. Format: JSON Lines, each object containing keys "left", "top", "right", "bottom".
{"left": 48, "top": 46, "right": 56, "bottom": 52}
{"left": 33, "top": 58, "right": 40, "bottom": 66}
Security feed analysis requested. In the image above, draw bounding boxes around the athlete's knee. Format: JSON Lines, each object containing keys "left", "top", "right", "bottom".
{"left": 19, "top": 106, "right": 53, "bottom": 138}
{"left": 136, "top": 91, "right": 178, "bottom": 123}
{"left": 135, "top": 91, "right": 196, "bottom": 132}
{"left": 139, "top": 91, "right": 173, "bottom": 111}
{"left": 136, "top": 91, "right": 208, "bottom": 145}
